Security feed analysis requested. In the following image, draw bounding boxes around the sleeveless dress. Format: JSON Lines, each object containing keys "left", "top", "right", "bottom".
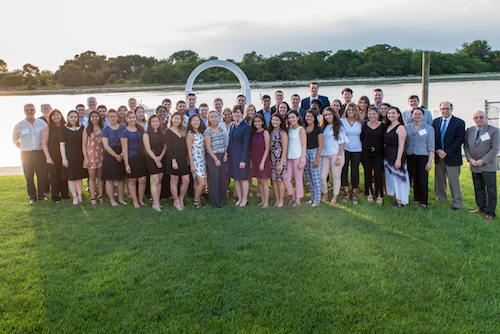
{"left": 251, "top": 130, "right": 271, "bottom": 179}
{"left": 165, "top": 128, "right": 190, "bottom": 176}
{"left": 59, "top": 125, "right": 88, "bottom": 180}
{"left": 86, "top": 128, "right": 103, "bottom": 169}
{"left": 190, "top": 131, "right": 206, "bottom": 178}
{"left": 383, "top": 124, "right": 410, "bottom": 205}
{"left": 146, "top": 131, "right": 166, "bottom": 175}
{"left": 270, "top": 128, "right": 287, "bottom": 181}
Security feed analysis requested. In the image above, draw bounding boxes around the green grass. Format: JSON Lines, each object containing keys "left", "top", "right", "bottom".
{"left": 1, "top": 162, "right": 499, "bottom": 333}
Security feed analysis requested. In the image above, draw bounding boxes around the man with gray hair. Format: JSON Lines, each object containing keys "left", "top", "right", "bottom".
{"left": 464, "top": 110, "right": 500, "bottom": 221}
{"left": 85, "top": 96, "right": 97, "bottom": 117}
{"left": 38, "top": 103, "right": 52, "bottom": 123}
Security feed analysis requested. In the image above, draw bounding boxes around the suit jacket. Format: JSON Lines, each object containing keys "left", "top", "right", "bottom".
{"left": 464, "top": 124, "right": 500, "bottom": 173}
{"left": 432, "top": 115, "right": 465, "bottom": 166}
{"left": 300, "top": 95, "right": 330, "bottom": 113}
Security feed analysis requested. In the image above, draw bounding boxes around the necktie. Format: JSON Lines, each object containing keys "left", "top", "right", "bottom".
{"left": 475, "top": 129, "right": 481, "bottom": 147}
{"left": 441, "top": 119, "right": 447, "bottom": 149}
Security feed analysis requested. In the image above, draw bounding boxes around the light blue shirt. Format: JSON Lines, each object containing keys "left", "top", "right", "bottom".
{"left": 402, "top": 108, "right": 433, "bottom": 126}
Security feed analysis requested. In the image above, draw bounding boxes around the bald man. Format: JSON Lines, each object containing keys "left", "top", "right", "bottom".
{"left": 464, "top": 110, "right": 500, "bottom": 221}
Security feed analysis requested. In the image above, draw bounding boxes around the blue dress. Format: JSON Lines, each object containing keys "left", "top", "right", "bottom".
{"left": 227, "top": 120, "right": 251, "bottom": 180}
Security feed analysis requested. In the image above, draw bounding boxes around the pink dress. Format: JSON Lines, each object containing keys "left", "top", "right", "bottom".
{"left": 251, "top": 130, "right": 270, "bottom": 179}
{"left": 270, "top": 128, "right": 287, "bottom": 181}
{"left": 86, "top": 128, "right": 104, "bottom": 169}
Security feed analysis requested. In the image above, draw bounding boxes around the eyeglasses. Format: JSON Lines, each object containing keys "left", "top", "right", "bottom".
{"left": 473, "top": 116, "right": 486, "bottom": 119}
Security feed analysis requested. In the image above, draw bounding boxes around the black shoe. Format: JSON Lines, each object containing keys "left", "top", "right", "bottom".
{"left": 452, "top": 207, "right": 460, "bottom": 212}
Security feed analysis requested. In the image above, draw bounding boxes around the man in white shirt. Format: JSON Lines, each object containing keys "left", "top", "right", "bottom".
{"left": 214, "top": 98, "right": 224, "bottom": 123}
{"left": 12, "top": 103, "right": 48, "bottom": 203}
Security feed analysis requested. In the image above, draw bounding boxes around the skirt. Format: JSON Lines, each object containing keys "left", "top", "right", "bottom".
{"left": 127, "top": 151, "right": 148, "bottom": 178}
{"left": 101, "top": 146, "right": 126, "bottom": 181}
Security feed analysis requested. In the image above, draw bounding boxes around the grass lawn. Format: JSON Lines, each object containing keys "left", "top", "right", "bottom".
{"left": 1, "top": 162, "right": 499, "bottom": 333}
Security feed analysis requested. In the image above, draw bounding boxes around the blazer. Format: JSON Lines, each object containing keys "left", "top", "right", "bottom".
{"left": 300, "top": 95, "right": 330, "bottom": 113}
{"left": 464, "top": 124, "right": 500, "bottom": 173}
{"left": 432, "top": 115, "right": 465, "bottom": 166}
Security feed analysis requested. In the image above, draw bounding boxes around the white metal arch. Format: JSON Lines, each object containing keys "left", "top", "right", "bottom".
{"left": 184, "top": 60, "right": 251, "bottom": 105}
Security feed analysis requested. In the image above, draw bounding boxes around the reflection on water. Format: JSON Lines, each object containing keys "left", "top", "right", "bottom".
{"left": 1, "top": 80, "right": 498, "bottom": 167}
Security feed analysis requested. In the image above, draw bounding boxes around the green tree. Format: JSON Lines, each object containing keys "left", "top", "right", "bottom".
{"left": 0, "top": 59, "right": 7, "bottom": 73}
{"left": 107, "top": 74, "right": 117, "bottom": 84}
{"left": 22, "top": 63, "right": 40, "bottom": 77}
{"left": 57, "top": 64, "right": 84, "bottom": 87}
{"left": 1, "top": 74, "right": 25, "bottom": 87}
{"left": 457, "top": 40, "right": 492, "bottom": 62}
{"left": 168, "top": 50, "right": 198, "bottom": 64}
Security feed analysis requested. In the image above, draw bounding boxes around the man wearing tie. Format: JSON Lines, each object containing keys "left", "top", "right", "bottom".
{"left": 464, "top": 110, "right": 500, "bottom": 221}
{"left": 432, "top": 101, "right": 465, "bottom": 211}
{"left": 300, "top": 82, "right": 330, "bottom": 114}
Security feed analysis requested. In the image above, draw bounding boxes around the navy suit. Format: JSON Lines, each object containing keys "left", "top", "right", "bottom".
{"left": 300, "top": 95, "right": 330, "bottom": 113}
{"left": 432, "top": 115, "right": 465, "bottom": 208}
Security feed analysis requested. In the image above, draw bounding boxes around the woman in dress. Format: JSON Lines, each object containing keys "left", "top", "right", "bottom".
{"left": 165, "top": 112, "right": 190, "bottom": 211}
{"left": 121, "top": 111, "right": 148, "bottom": 208}
{"left": 245, "top": 104, "right": 257, "bottom": 196}
{"left": 285, "top": 110, "right": 307, "bottom": 207}
{"left": 83, "top": 110, "right": 104, "bottom": 205}
{"left": 227, "top": 104, "right": 252, "bottom": 207}
{"left": 101, "top": 109, "right": 127, "bottom": 206}
{"left": 340, "top": 102, "right": 363, "bottom": 204}
{"left": 117, "top": 105, "right": 128, "bottom": 126}
{"left": 384, "top": 107, "right": 410, "bottom": 207}
{"left": 186, "top": 114, "right": 207, "bottom": 208}
{"left": 358, "top": 96, "right": 370, "bottom": 121}
{"left": 250, "top": 113, "right": 271, "bottom": 208}
{"left": 42, "top": 109, "right": 69, "bottom": 203}
{"left": 304, "top": 109, "right": 323, "bottom": 207}
{"left": 405, "top": 107, "right": 435, "bottom": 208}
{"left": 320, "top": 107, "right": 346, "bottom": 205}
{"left": 269, "top": 113, "right": 288, "bottom": 207}
{"left": 379, "top": 103, "right": 390, "bottom": 124}
{"left": 205, "top": 110, "right": 228, "bottom": 208}
{"left": 143, "top": 115, "right": 167, "bottom": 211}
{"left": 361, "top": 106, "right": 385, "bottom": 205}
{"left": 60, "top": 110, "right": 88, "bottom": 205}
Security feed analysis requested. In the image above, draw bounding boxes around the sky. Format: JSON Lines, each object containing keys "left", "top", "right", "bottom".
{"left": 2, "top": 0, "right": 499, "bottom": 73}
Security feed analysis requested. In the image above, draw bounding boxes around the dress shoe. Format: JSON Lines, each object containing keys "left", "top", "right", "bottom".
{"left": 451, "top": 207, "right": 460, "bottom": 212}
{"left": 484, "top": 215, "right": 494, "bottom": 221}
{"left": 469, "top": 209, "right": 484, "bottom": 214}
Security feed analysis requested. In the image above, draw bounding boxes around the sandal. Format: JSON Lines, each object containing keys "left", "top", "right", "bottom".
{"left": 77, "top": 194, "right": 83, "bottom": 203}
{"left": 352, "top": 196, "right": 358, "bottom": 205}
{"left": 91, "top": 197, "right": 97, "bottom": 206}
{"left": 376, "top": 197, "right": 383, "bottom": 205}
{"left": 367, "top": 195, "right": 373, "bottom": 203}
{"left": 98, "top": 196, "right": 104, "bottom": 204}
{"left": 72, "top": 196, "right": 79, "bottom": 205}
{"left": 343, "top": 192, "right": 350, "bottom": 202}
{"left": 291, "top": 201, "right": 300, "bottom": 207}
{"left": 193, "top": 200, "right": 205, "bottom": 208}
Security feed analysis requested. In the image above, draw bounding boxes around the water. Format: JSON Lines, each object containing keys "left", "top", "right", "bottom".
{"left": 2, "top": 80, "right": 498, "bottom": 167}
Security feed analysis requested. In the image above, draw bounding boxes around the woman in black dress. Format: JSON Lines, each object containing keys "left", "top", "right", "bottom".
{"left": 42, "top": 109, "right": 69, "bottom": 203}
{"left": 143, "top": 115, "right": 166, "bottom": 212}
{"left": 165, "top": 111, "right": 190, "bottom": 211}
{"left": 60, "top": 110, "right": 88, "bottom": 205}
{"left": 361, "top": 106, "right": 384, "bottom": 205}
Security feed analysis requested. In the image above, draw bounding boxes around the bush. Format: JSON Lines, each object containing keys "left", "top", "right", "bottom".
{"left": 1, "top": 74, "right": 25, "bottom": 87}
{"left": 26, "top": 77, "right": 39, "bottom": 90}
{"left": 116, "top": 78, "right": 126, "bottom": 84}
{"left": 107, "top": 74, "right": 117, "bottom": 84}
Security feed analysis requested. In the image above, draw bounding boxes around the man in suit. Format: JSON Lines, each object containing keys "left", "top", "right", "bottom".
{"left": 464, "top": 110, "right": 500, "bottom": 221}
{"left": 257, "top": 95, "right": 272, "bottom": 127}
{"left": 291, "top": 94, "right": 307, "bottom": 120}
{"left": 271, "top": 90, "right": 284, "bottom": 113}
{"left": 300, "top": 82, "right": 330, "bottom": 114}
{"left": 432, "top": 101, "right": 466, "bottom": 211}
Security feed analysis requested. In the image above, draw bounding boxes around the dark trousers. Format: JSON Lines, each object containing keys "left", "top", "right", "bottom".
{"left": 341, "top": 151, "right": 362, "bottom": 189}
{"left": 472, "top": 171, "right": 497, "bottom": 217}
{"left": 47, "top": 161, "right": 69, "bottom": 202}
{"left": 361, "top": 151, "right": 384, "bottom": 197}
{"left": 407, "top": 155, "right": 429, "bottom": 205}
{"left": 206, "top": 153, "right": 227, "bottom": 208}
{"left": 21, "top": 150, "right": 47, "bottom": 201}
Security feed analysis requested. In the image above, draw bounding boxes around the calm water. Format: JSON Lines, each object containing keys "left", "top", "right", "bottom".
{"left": 2, "top": 80, "right": 498, "bottom": 167}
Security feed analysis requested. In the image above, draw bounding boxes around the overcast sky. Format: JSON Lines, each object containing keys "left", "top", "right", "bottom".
{"left": 2, "top": 0, "right": 499, "bottom": 72}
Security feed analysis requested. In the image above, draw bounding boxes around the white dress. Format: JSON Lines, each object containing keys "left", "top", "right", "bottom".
{"left": 191, "top": 131, "right": 206, "bottom": 178}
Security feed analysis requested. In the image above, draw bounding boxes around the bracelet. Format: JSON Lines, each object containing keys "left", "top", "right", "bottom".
{"left": 337, "top": 156, "right": 341, "bottom": 159}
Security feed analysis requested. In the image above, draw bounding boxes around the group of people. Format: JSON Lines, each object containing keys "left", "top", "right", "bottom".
{"left": 12, "top": 83, "right": 499, "bottom": 220}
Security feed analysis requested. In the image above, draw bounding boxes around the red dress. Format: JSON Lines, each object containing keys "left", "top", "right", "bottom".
{"left": 250, "top": 130, "right": 270, "bottom": 179}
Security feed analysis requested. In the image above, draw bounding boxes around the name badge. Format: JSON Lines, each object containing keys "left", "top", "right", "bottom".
{"left": 21, "top": 129, "right": 30, "bottom": 135}
{"left": 480, "top": 132, "right": 490, "bottom": 141}
{"left": 418, "top": 129, "right": 427, "bottom": 136}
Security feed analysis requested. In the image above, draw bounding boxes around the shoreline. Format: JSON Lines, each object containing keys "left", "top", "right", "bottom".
{"left": 1, "top": 73, "right": 499, "bottom": 96}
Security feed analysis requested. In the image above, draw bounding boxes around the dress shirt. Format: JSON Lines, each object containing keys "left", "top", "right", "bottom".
{"left": 12, "top": 118, "right": 46, "bottom": 151}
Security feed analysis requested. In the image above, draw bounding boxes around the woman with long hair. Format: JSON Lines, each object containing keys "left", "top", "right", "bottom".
{"left": 135, "top": 106, "right": 147, "bottom": 130}
{"left": 165, "top": 111, "right": 190, "bottom": 211}
{"left": 121, "top": 111, "right": 148, "bottom": 208}
{"left": 384, "top": 107, "right": 410, "bottom": 207}
{"left": 204, "top": 110, "right": 228, "bottom": 208}
{"left": 379, "top": 103, "right": 391, "bottom": 124}
{"left": 361, "top": 106, "right": 385, "bottom": 205}
{"left": 83, "top": 110, "right": 104, "bottom": 205}
{"left": 60, "top": 110, "right": 88, "bottom": 205}
{"left": 227, "top": 104, "right": 252, "bottom": 207}
{"left": 101, "top": 109, "right": 127, "bottom": 206}
{"left": 186, "top": 114, "right": 207, "bottom": 208}
{"left": 42, "top": 109, "right": 69, "bottom": 203}
{"left": 269, "top": 113, "right": 288, "bottom": 207}
{"left": 117, "top": 105, "right": 128, "bottom": 126}
{"left": 358, "top": 96, "right": 370, "bottom": 121}
{"left": 340, "top": 102, "right": 363, "bottom": 204}
{"left": 277, "top": 102, "right": 290, "bottom": 119}
{"left": 320, "top": 107, "right": 346, "bottom": 205}
{"left": 143, "top": 114, "right": 167, "bottom": 211}
{"left": 250, "top": 113, "right": 271, "bottom": 208}
{"left": 304, "top": 109, "right": 323, "bottom": 207}
{"left": 331, "top": 99, "right": 342, "bottom": 117}
{"left": 245, "top": 104, "right": 257, "bottom": 196}
{"left": 285, "top": 110, "right": 307, "bottom": 207}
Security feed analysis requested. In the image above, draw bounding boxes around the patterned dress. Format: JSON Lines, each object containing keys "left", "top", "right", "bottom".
{"left": 270, "top": 128, "right": 287, "bottom": 181}
{"left": 190, "top": 131, "right": 206, "bottom": 178}
{"left": 86, "top": 128, "right": 103, "bottom": 169}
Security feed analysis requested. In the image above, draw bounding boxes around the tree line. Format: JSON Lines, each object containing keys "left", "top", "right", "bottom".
{"left": 1, "top": 40, "right": 499, "bottom": 89}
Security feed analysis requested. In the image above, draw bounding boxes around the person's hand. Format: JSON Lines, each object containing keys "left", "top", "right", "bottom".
{"left": 476, "top": 159, "right": 484, "bottom": 167}
{"left": 259, "top": 162, "right": 264, "bottom": 172}
{"left": 190, "top": 163, "right": 196, "bottom": 173}
{"left": 46, "top": 157, "right": 54, "bottom": 165}
{"left": 394, "top": 159, "right": 401, "bottom": 170}
{"left": 239, "top": 162, "right": 246, "bottom": 169}
{"left": 156, "top": 160, "right": 163, "bottom": 168}
{"left": 215, "top": 159, "right": 221, "bottom": 167}
{"left": 223, "top": 152, "right": 228, "bottom": 162}
{"left": 425, "top": 161, "right": 432, "bottom": 172}
{"left": 298, "top": 159, "right": 305, "bottom": 170}
{"left": 62, "top": 158, "right": 68, "bottom": 168}
{"left": 335, "top": 157, "right": 341, "bottom": 166}
{"left": 172, "top": 159, "right": 178, "bottom": 170}
{"left": 313, "top": 159, "right": 319, "bottom": 169}
{"left": 115, "top": 155, "right": 123, "bottom": 162}
{"left": 83, "top": 157, "right": 89, "bottom": 167}
{"left": 437, "top": 149, "right": 447, "bottom": 160}
{"left": 125, "top": 164, "right": 131, "bottom": 174}
{"left": 278, "top": 163, "right": 283, "bottom": 173}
